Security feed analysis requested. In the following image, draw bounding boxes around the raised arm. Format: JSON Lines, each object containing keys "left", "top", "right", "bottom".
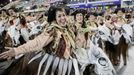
{"left": 0, "top": 30, "right": 53, "bottom": 59}
{"left": 14, "top": 32, "right": 53, "bottom": 55}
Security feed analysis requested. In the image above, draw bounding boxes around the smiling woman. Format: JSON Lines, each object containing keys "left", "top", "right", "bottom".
{"left": 0, "top": 6, "right": 76, "bottom": 75}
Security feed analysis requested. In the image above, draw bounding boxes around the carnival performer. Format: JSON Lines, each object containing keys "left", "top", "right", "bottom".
{"left": 86, "top": 12, "right": 98, "bottom": 36}
{"left": 114, "top": 8, "right": 127, "bottom": 29}
{"left": 0, "top": 6, "right": 117, "bottom": 75}
{"left": 0, "top": 6, "right": 75, "bottom": 60}
{"left": 72, "top": 9, "right": 89, "bottom": 49}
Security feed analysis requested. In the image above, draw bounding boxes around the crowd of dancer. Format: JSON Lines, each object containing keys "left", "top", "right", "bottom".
{"left": 0, "top": 6, "right": 134, "bottom": 75}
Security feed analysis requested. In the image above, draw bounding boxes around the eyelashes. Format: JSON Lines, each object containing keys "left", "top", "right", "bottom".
{"left": 58, "top": 14, "right": 65, "bottom": 18}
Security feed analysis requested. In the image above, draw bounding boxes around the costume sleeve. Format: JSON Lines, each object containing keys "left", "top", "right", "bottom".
{"left": 14, "top": 30, "right": 53, "bottom": 55}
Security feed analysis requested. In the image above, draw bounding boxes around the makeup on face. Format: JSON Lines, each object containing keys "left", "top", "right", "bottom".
{"left": 117, "top": 10, "right": 123, "bottom": 17}
{"left": 56, "top": 11, "right": 67, "bottom": 26}
{"left": 76, "top": 13, "right": 83, "bottom": 24}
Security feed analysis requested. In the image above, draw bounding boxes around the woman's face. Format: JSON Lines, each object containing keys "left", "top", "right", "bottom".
{"left": 89, "top": 15, "right": 96, "bottom": 21}
{"left": 56, "top": 11, "right": 67, "bottom": 26}
{"left": 2, "top": 11, "right": 7, "bottom": 16}
{"left": 75, "top": 13, "right": 83, "bottom": 23}
{"left": 9, "top": 9, "right": 16, "bottom": 16}
{"left": 111, "top": 16, "right": 118, "bottom": 22}
{"left": 117, "top": 10, "right": 123, "bottom": 17}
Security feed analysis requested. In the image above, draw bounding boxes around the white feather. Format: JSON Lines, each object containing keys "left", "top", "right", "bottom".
{"left": 58, "top": 59, "right": 64, "bottom": 75}
{"left": 72, "top": 58, "right": 80, "bottom": 75}
{"left": 43, "top": 55, "right": 53, "bottom": 75}
{"left": 67, "top": 60, "right": 73, "bottom": 75}
{"left": 37, "top": 54, "right": 49, "bottom": 75}
{"left": 28, "top": 52, "right": 42, "bottom": 64}
{"left": 62, "top": 59, "right": 68, "bottom": 75}
{"left": 20, "top": 28, "right": 30, "bottom": 41}
{"left": 51, "top": 57, "right": 60, "bottom": 75}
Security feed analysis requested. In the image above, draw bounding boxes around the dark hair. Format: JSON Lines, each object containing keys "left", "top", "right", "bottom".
{"left": 105, "top": 15, "right": 111, "bottom": 20}
{"left": 8, "top": 7, "right": 17, "bottom": 12}
{"left": 47, "top": 6, "right": 65, "bottom": 24}
{"left": 72, "top": 9, "right": 86, "bottom": 19}
{"left": 125, "top": 14, "right": 131, "bottom": 19}
{"left": 72, "top": 9, "right": 88, "bottom": 41}
{"left": 64, "top": 6, "right": 70, "bottom": 16}
{"left": 98, "top": 12, "right": 104, "bottom": 16}
{"left": 0, "top": 9, "right": 10, "bottom": 16}
{"left": 31, "top": 5, "right": 37, "bottom": 10}
{"left": 86, "top": 12, "right": 98, "bottom": 20}
{"left": 9, "top": 20, "right": 14, "bottom": 25}
{"left": 72, "top": 9, "right": 87, "bottom": 28}
{"left": 19, "top": 15, "right": 27, "bottom": 27}
{"left": 114, "top": 8, "right": 125, "bottom": 14}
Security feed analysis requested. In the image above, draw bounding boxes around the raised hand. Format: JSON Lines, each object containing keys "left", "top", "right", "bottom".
{"left": 0, "top": 47, "right": 15, "bottom": 60}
